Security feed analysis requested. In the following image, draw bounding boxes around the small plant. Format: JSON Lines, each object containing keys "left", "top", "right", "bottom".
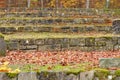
{"left": 6, "top": 68, "right": 20, "bottom": 79}
{"left": 0, "top": 62, "right": 20, "bottom": 78}
{"left": 0, "top": 62, "right": 11, "bottom": 72}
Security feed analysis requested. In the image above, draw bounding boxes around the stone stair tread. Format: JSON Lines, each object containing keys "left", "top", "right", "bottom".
{"left": 99, "top": 58, "right": 120, "bottom": 68}
{"left": 4, "top": 32, "right": 120, "bottom": 40}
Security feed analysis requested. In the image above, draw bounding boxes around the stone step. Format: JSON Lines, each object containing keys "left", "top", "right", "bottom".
{"left": 0, "top": 17, "right": 112, "bottom": 25}
{"left": 99, "top": 58, "right": 120, "bottom": 68}
{"left": 0, "top": 26, "right": 112, "bottom": 34}
{"left": 4, "top": 32, "right": 120, "bottom": 51}
{"left": 0, "top": 71, "right": 120, "bottom": 80}
{"left": 0, "top": 8, "right": 118, "bottom": 18}
{"left": 0, "top": 12, "right": 99, "bottom": 17}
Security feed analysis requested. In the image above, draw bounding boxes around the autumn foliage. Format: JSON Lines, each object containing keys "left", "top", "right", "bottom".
{"left": 47, "top": 0, "right": 81, "bottom": 8}
{"left": 41, "top": 0, "right": 120, "bottom": 8}
{"left": 0, "top": 61, "right": 20, "bottom": 73}
{"left": 0, "top": 50, "right": 120, "bottom": 67}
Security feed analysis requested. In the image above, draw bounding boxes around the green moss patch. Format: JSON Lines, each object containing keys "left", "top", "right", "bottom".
{"left": 9, "top": 63, "right": 89, "bottom": 73}
{"left": 0, "top": 33, "right": 4, "bottom": 38}
{"left": 6, "top": 73, "right": 18, "bottom": 79}
{"left": 94, "top": 68, "right": 110, "bottom": 79}
{"left": 114, "top": 70, "right": 120, "bottom": 77}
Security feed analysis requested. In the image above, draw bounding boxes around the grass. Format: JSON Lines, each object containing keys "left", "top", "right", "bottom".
{"left": 0, "top": 17, "right": 97, "bottom": 20}
{"left": 3, "top": 32, "right": 120, "bottom": 40}
{"left": 9, "top": 63, "right": 89, "bottom": 73}
{"left": 0, "top": 23, "right": 112, "bottom": 28}
{"left": 94, "top": 68, "right": 110, "bottom": 79}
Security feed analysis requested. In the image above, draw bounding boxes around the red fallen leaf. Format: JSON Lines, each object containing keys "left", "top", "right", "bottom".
{"left": 107, "top": 67, "right": 118, "bottom": 70}
{"left": 47, "top": 66, "right": 52, "bottom": 70}
{"left": 1, "top": 50, "right": 120, "bottom": 68}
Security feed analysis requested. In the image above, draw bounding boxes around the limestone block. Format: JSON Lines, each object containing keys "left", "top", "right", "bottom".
{"left": 53, "top": 38, "right": 63, "bottom": 44}
{"left": 51, "top": 44, "right": 61, "bottom": 50}
{"left": 46, "top": 19, "right": 54, "bottom": 24}
{"left": 85, "top": 26, "right": 94, "bottom": 32}
{"left": 77, "top": 27, "right": 85, "bottom": 32}
{"left": 39, "top": 27, "right": 52, "bottom": 32}
{"left": 112, "top": 20, "right": 120, "bottom": 34}
{"left": 0, "top": 38, "right": 6, "bottom": 56}
{"left": 38, "top": 45, "right": 47, "bottom": 51}
{"left": 38, "top": 71, "right": 61, "bottom": 80}
{"left": 99, "top": 58, "right": 120, "bottom": 68}
{"left": 0, "top": 27, "right": 5, "bottom": 33}
{"left": 33, "top": 27, "right": 40, "bottom": 32}
{"left": 44, "top": 38, "right": 55, "bottom": 45}
{"left": 61, "top": 27, "right": 70, "bottom": 33}
{"left": 18, "top": 27, "right": 24, "bottom": 32}
{"left": 0, "top": 73, "right": 9, "bottom": 80}
{"left": 35, "top": 39, "right": 44, "bottom": 45}
{"left": 85, "top": 38, "right": 95, "bottom": 47}
{"left": 64, "top": 74, "right": 79, "bottom": 80}
{"left": 80, "top": 71, "right": 95, "bottom": 80}
{"left": 26, "top": 45, "right": 37, "bottom": 50}
{"left": 18, "top": 72, "right": 38, "bottom": 80}
{"left": 70, "top": 38, "right": 85, "bottom": 47}
{"left": 19, "top": 45, "right": 27, "bottom": 50}
{"left": 24, "top": 27, "right": 32, "bottom": 32}
{"left": 114, "top": 77, "right": 120, "bottom": 80}
{"left": 62, "top": 38, "right": 69, "bottom": 44}
{"left": 26, "top": 39, "right": 35, "bottom": 45}
{"left": 19, "top": 39, "right": 27, "bottom": 45}
{"left": 71, "top": 27, "right": 79, "bottom": 32}
{"left": 55, "top": 19, "right": 62, "bottom": 23}
{"left": 7, "top": 42, "right": 19, "bottom": 50}
{"left": 74, "top": 18, "right": 82, "bottom": 24}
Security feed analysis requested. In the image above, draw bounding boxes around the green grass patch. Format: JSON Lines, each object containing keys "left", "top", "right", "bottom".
{"left": 9, "top": 63, "right": 90, "bottom": 73}
{"left": 94, "top": 68, "right": 110, "bottom": 79}
{"left": 4, "top": 32, "right": 120, "bottom": 40}
{"left": 0, "top": 23, "right": 112, "bottom": 28}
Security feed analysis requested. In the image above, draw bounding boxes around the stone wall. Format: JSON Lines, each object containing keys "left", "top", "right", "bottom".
{"left": 0, "top": 70, "right": 120, "bottom": 80}
{"left": 0, "top": 36, "right": 6, "bottom": 56}
{"left": 0, "top": 26, "right": 112, "bottom": 34}
{"left": 112, "top": 20, "right": 120, "bottom": 34}
{"left": 6, "top": 36, "right": 120, "bottom": 51}
{"left": 0, "top": 8, "right": 118, "bottom": 17}
{"left": 0, "top": 17, "right": 111, "bottom": 25}
{"left": 100, "top": 58, "right": 120, "bottom": 68}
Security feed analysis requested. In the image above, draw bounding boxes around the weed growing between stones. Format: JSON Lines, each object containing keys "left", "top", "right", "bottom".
{"left": 0, "top": 62, "right": 20, "bottom": 78}
{"left": 6, "top": 72, "right": 18, "bottom": 79}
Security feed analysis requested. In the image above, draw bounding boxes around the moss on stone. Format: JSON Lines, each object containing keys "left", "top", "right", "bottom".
{"left": 0, "top": 33, "right": 4, "bottom": 38}
{"left": 6, "top": 72, "right": 18, "bottom": 79}
{"left": 66, "top": 69, "right": 85, "bottom": 75}
{"left": 0, "top": 50, "right": 6, "bottom": 56}
{"left": 102, "top": 36, "right": 112, "bottom": 40}
{"left": 42, "top": 71, "right": 49, "bottom": 77}
{"left": 114, "top": 70, "right": 120, "bottom": 77}
{"left": 94, "top": 68, "right": 110, "bottom": 79}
